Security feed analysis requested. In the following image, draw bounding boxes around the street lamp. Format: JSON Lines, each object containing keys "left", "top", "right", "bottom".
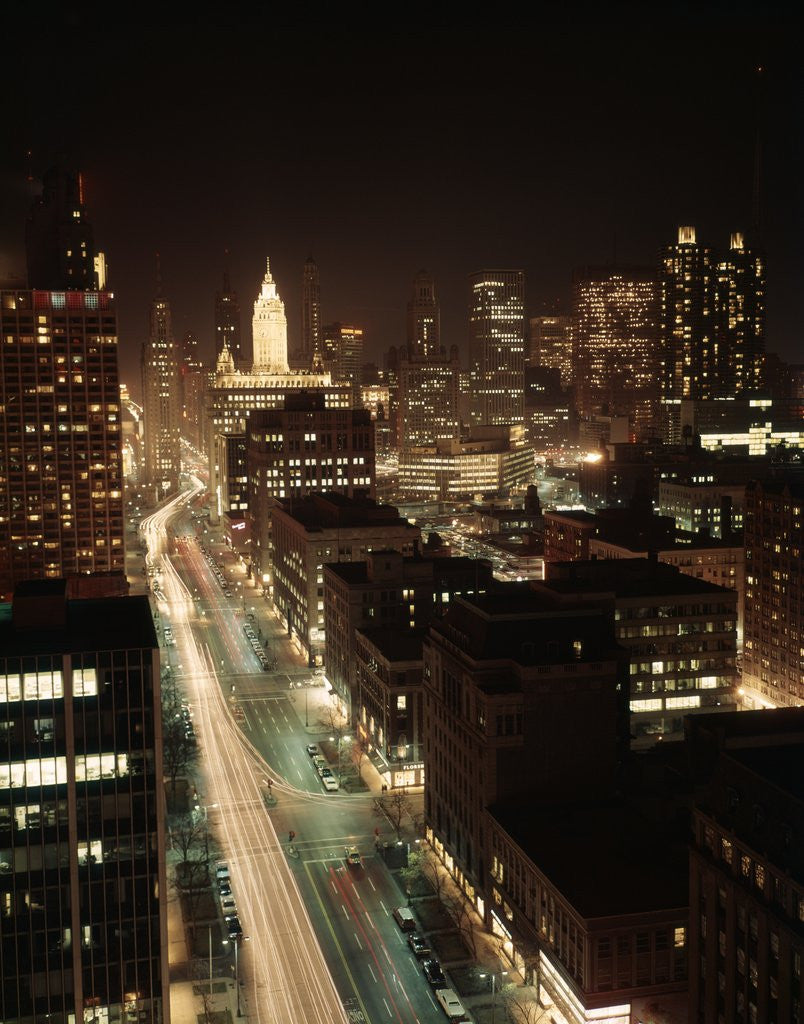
{"left": 222, "top": 935, "right": 248, "bottom": 1017}
{"left": 330, "top": 733, "right": 351, "bottom": 785}
{"left": 479, "top": 969, "right": 508, "bottom": 1024}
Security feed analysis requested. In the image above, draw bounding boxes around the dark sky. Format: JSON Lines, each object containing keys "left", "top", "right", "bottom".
{"left": 3, "top": 10, "right": 801, "bottom": 390}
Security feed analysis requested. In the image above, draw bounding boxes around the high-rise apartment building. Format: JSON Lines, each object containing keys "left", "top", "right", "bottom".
{"left": 26, "top": 166, "right": 97, "bottom": 291}
{"left": 141, "top": 288, "right": 181, "bottom": 497}
{"left": 573, "top": 267, "right": 660, "bottom": 438}
{"left": 742, "top": 478, "right": 804, "bottom": 710}
{"left": 406, "top": 270, "right": 440, "bottom": 359}
{"left": 0, "top": 581, "right": 168, "bottom": 1024}
{"left": 397, "top": 348, "right": 460, "bottom": 449}
{"left": 528, "top": 315, "right": 573, "bottom": 386}
{"left": 214, "top": 269, "right": 242, "bottom": 367}
{"left": 0, "top": 289, "right": 125, "bottom": 599}
{"left": 660, "top": 228, "right": 765, "bottom": 441}
{"left": 468, "top": 270, "right": 525, "bottom": 427}
{"left": 300, "top": 256, "right": 321, "bottom": 369}
{"left": 252, "top": 259, "right": 288, "bottom": 373}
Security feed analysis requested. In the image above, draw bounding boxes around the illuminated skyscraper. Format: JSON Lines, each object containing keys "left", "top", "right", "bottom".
{"left": 300, "top": 256, "right": 321, "bottom": 369}
{"left": 214, "top": 268, "right": 242, "bottom": 366}
{"left": 528, "top": 315, "right": 573, "bottom": 385}
{"left": 321, "top": 322, "right": 364, "bottom": 404}
{"left": 573, "top": 267, "right": 660, "bottom": 438}
{"left": 25, "top": 166, "right": 97, "bottom": 291}
{"left": 0, "top": 289, "right": 125, "bottom": 599}
{"left": 397, "top": 346, "right": 460, "bottom": 449}
{"left": 468, "top": 270, "right": 525, "bottom": 427}
{"left": 406, "top": 270, "right": 440, "bottom": 359}
{"left": 252, "top": 258, "right": 288, "bottom": 373}
{"left": 179, "top": 331, "right": 205, "bottom": 449}
{"left": 141, "top": 283, "right": 181, "bottom": 496}
{"left": 660, "top": 227, "right": 765, "bottom": 441}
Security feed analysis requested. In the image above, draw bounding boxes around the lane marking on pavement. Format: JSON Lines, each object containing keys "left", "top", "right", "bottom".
{"left": 382, "top": 998, "right": 391, "bottom": 1017}
{"left": 301, "top": 860, "right": 370, "bottom": 1024}
{"left": 367, "top": 964, "right": 377, "bottom": 984}
{"left": 379, "top": 900, "right": 389, "bottom": 916}
{"left": 368, "top": 878, "right": 376, "bottom": 892}
{"left": 342, "top": 903, "right": 349, "bottom": 918}
{"left": 354, "top": 932, "right": 362, "bottom": 950}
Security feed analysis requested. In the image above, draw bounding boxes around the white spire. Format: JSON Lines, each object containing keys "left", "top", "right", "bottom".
{"left": 252, "top": 256, "right": 288, "bottom": 373}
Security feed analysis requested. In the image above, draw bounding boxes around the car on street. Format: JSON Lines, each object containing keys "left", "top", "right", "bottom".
{"left": 218, "top": 880, "right": 232, "bottom": 897}
{"left": 422, "top": 958, "right": 446, "bottom": 987}
{"left": 306, "top": 744, "right": 319, "bottom": 757}
{"left": 221, "top": 895, "right": 236, "bottom": 915}
{"left": 215, "top": 862, "right": 230, "bottom": 882}
{"left": 435, "top": 988, "right": 466, "bottom": 1020}
{"left": 322, "top": 775, "right": 339, "bottom": 791}
{"left": 408, "top": 932, "right": 430, "bottom": 958}
{"left": 344, "top": 846, "right": 361, "bottom": 867}
{"left": 320, "top": 767, "right": 333, "bottom": 779}
{"left": 225, "top": 914, "right": 242, "bottom": 938}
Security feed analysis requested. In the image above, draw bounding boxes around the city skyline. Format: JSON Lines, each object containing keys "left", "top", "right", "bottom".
{"left": 2, "top": 16, "right": 801, "bottom": 387}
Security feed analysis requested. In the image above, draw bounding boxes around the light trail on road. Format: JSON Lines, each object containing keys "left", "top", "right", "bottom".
{"left": 141, "top": 484, "right": 348, "bottom": 1024}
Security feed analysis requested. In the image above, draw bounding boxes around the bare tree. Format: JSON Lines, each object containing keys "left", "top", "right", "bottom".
{"left": 503, "top": 991, "right": 549, "bottom": 1024}
{"left": 170, "top": 814, "right": 212, "bottom": 927}
{"left": 420, "top": 847, "right": 450, "bottom": 901}
{"left": 192, "top": 957, "right": 216, "bottom": 1024}
{"left": 161, "top": 675, "right": 199, "bottom": 805}
{"left": 374, "top": 789, "right": 411, "bottom": 839}
{"left": 444, "top": 889, "right": 478, "bottom": 959}
{"left": 350, "top": 735, "right": 370, "bottom": 781}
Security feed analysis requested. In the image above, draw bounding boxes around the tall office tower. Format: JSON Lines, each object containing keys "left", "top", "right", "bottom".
{"left": 397, "top": 347, "right": 460, "bottom": 448}
{"left": 468, "top": 270, "right": 525, "bottom": 427}
{"left": 179, "top": 331, "right": 205, "bottom": 450}
{"left": 742, "top": 478, "right": 804, "bottom": 710}
{"left": 713, "top": 232, "right": 765, "bottom": 396}
{"left": 0, "top": 288, "right": 125, "bottom": 600}
{"left": 141, "top": 286, "right": 181, "bottom": 496}
{"left": 0, "top": 581, "right": 168, "bottom": 1024}
{"left": 528, "top": 315, "right": 573, "bottom": 385}
{"left": 251, "top": 258, "right": 288, "bottom": 373}
{"left": 406, "top": 270, "right": 440, "bottom": 359}
{"left": 321, "top": 323, "right": 364, "bottom": 404}
{"left": 300, "top": 256, "right": 321, "bottom": 369}
{"left": 572, "top": 267, "right": 660, "bottom": 438}
{"left": 25, "top": 166, "right": 97, "bottom": 291}
{"left": 214, "top": 268, "right": 242, "bottom": 366}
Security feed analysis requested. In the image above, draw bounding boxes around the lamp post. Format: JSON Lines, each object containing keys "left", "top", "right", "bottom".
{"left": 479, "top": 969, "right": 508, "bottom": 1024}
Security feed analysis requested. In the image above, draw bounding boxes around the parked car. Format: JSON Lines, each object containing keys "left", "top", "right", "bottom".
{"left": 225, "top": 915, "right": 242, "bottom": 938}
{"left": 422, "top": 958, "right": 446, "bottom": 987}
{"left": 392, "top": 906, "right": 416, "bottom": 931}
{"left": 408, "top": 932, "right": 430, "bottom": 958}
{"left": 435, "top": 988, "right": 466, "bottom": 1020}
{"left": 220, "top": 895, "right": 237, "bottom": 915}
{"left": 322, "top": 776, "right": 339, "bottom": 792}
{"left": 215, "top": 862, "right": 230, "bottom": 882}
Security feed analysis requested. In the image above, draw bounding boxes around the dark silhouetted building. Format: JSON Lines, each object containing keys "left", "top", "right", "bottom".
{"left": 214, "top": 268, "right": 242, "bottom": 367}
{"left": 141, "top": 287, "right": 181, "bottom": 497}
{"left": 300, "top": 256, "right": 321, "bottom": 370}
{"left": 26, "top": 167, "right": 97, "bottom": 291}
{"left": 406, "top": 270, "right": 440, "bottom": 359}
{"left": 0, "top": 581, "right": 168, "bottom": 1024}
{"left": 524, "top": 365, "right": 574, "bottom": 451}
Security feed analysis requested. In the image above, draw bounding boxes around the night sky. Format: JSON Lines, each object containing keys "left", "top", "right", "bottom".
{"left": 3, "top": 11, "right": 801, "bottom": 391}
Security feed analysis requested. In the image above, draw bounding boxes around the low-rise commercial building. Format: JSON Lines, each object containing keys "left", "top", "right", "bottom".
{"left": 272, "top": 494, "right": 420, "bottom": 669}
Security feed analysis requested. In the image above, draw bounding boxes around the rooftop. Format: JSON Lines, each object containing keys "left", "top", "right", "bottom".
{"left": 276, "top": 492, "right": 416, "bottom": 531}
{"left": 355, "top": 626, "right": 427, "bottom": 663}
{"left": 542, "top": 558, "right": 736, "bottom": 599}
{"left": 0, "top": 594, "right": 157, "bottom": 655}
{"left": 491, "top": 796, "right": 689, "bottom": 919}
{"left": 731, "top": 743, "right": 804, "bottom": 802}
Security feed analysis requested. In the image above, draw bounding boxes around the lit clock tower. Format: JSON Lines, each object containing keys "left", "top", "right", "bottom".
{"left": 252, "top": 257, "right": 288, "bottom": 372}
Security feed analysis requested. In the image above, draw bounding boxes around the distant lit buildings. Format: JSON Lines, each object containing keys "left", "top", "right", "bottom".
{"left": 528, "top": 314, "right": 573, "bottom": 385}
{"left": 397, "top": 348, "right": 460, "bottom": 449}
{"left": 179, "top": 331, "right": 205, "bottom": 450}
{"left": 742, "top": 478, "right": 804, "bottom": 709}
{"left": 0, "top": 289, "right": 125, "bottom": 598}
{"left": 299, "top": 256, "right": 321, "bottom": 370}
{"left": 0, "top": 581, "right": 168, "bottom": 1024}
{"left": 141, "top": 286, "right": 181, "bottom": 496}
{"left": 397, "top": 425, "right": 533, "bottom": 501}
{"left": 205, "top": 258, "right": 351, "bottom": 521}
{"left": 406, "top": 270, "right": 440, "bottom": 359}
{"left": 573, "top": 266, "right": 659, "bottom": 438}
{"left": 247, "top": 392, "right": 375, "bottom": 587}
{"left": 523, "top": 365, "right": 574, "bottom": 451}
{"left": 214, "top": 268, "right": 242, "bottom": 366}
{"left": 272, "top": 494, "right": 420, "bottom": 666}
{"left": 468, "top": 270, "right": 525, "bottom": 427}
{"left": 660, "top": 228, "right": 765, "bottom": 441}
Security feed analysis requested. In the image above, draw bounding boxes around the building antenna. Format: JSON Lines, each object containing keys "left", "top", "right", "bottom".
{"left": 155, "top": 252, "right": 163, "bottom": 297}
{"left": 751, "top": 64, "right": 764, "bottom": 245}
